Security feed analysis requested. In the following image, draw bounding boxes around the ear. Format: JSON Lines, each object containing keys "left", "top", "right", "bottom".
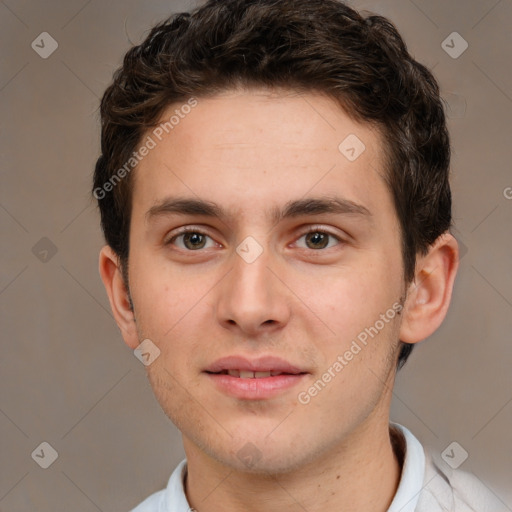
{"left": 399, "top": 232, "right": 459, "bottom": 344}
{"left": 99, "top": 245, "right": 140, "bottom": 349}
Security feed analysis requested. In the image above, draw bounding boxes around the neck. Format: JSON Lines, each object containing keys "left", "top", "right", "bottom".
{"left": 183, "top": 420, "right": 403, "bottom": 512}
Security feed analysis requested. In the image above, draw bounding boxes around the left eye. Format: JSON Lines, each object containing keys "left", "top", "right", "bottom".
{"left": 170, "top": 231, "right": 217, "bottom": 250}
{"left": 295, "top": 230, "right": 341, "bottom": 250}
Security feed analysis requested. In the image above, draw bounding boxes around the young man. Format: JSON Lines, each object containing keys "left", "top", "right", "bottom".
{"left": 94, "top": 0, "right": 502, "bottom": 510}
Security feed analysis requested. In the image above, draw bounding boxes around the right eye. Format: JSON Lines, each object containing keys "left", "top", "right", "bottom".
{"left": 166, "top": 228, "right": 218, "bottom": 251}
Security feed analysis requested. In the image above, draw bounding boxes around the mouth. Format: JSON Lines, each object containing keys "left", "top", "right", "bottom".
{"left": 205, "top": 369, "right": 306, "bottom": 378}
{"left": 203, "top": 355, "right": 309, "bottom": 399}
{"left": 204, "top": 354, "right": 307, "bottom": 377}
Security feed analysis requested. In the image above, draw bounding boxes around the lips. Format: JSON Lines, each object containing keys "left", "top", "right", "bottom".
{"left": 204, "top": 355, "right": 309, "bottom": 399}
{"left": 204, "top": 355, "right": 307, "bottom": 377}
{"left": 219, "top": 369, "right": 287, "bottom": 378}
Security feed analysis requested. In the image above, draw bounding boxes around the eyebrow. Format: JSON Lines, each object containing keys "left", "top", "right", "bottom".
{"left": 145, "top": 196, "right": 372, "bottom": 225}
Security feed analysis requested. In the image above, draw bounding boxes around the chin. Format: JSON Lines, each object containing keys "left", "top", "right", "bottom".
{"left": 222, "top": 448, "right": 307, "bottom": 475}
{"left": 218, "top": 430, "right": 319, "bottom": 475}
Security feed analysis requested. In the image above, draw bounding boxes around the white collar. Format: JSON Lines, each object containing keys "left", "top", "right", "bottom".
{"left": 387, "top": 422, "right": 426, "bottom": 512}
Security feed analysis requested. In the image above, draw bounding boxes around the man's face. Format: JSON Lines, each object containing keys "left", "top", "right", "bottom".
{"left": 126, "top": 89, "right": 406, "bottom": 472}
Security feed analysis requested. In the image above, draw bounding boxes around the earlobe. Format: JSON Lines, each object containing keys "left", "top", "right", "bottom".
{"left": 98, "top": 245, "right": 139, "bottom": 349}
{"left": 399, "top": 232, "right": 459, "bottom": 344}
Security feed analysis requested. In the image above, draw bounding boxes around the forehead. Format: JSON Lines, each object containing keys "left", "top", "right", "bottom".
{"left": 132, "top": 88, "right": 390, "bottom": 221}
{"left": 151, "top": 88, "right": 383, "bottom": 156}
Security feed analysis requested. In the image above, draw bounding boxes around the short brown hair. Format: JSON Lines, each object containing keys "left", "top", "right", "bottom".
{"left": 93, "top": 0, "right": 452, "bottom": 369}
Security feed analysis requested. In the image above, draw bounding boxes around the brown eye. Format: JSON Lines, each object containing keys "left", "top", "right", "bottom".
{"left": 296, "top": 230, "right": 341, "bottom": 250}
{"left": 182, "top": 232, "right": 207, "bottom": 250}
{"left": 305, "top": 232, "right": 329, "bottom": 249}
{"left": 167, "top": 229, "right": 216, "bottom": 250}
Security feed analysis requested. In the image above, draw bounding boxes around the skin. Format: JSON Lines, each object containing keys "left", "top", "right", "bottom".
{"left": 100, "top": 88, "right": 459, "bottom": 512}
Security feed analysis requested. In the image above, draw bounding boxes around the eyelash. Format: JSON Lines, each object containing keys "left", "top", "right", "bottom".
{"left": 165, "top": 225, "right": 344, "bottom": 251}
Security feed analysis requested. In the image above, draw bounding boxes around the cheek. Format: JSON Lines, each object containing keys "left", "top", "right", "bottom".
{"left": 146, "top": 361, "right": 198, "bottom": 431}
{"left": 301, "top": 264, "right": 403, "bottom": 377}
{"left": 130, "top": 256, "right": 204, "bottom": 335}
{"left": 314, "top": 266, "right": 398, "bottom": 327}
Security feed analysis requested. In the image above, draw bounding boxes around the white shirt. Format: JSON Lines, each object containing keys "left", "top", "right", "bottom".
{"left": 131, "top": 423, "right": 505, "bottom": 511}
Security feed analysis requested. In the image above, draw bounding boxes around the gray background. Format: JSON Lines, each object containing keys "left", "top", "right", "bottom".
{"left": 1, "top": 0, "right": 511, "bottom": 510}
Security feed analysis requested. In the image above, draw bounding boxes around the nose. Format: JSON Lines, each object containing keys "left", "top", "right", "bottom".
{"left": 215, "top": 244, "right": 291, "bottom": 338}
